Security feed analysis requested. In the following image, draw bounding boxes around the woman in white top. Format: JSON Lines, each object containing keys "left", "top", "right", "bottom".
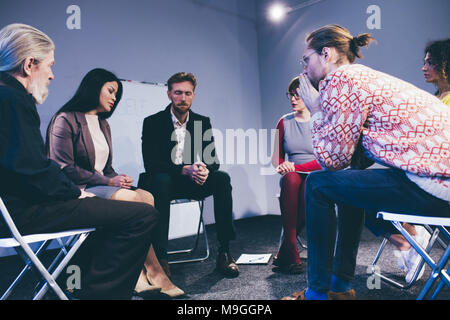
{"left": 47, "top": 68, "right": 183, "bottom": 298}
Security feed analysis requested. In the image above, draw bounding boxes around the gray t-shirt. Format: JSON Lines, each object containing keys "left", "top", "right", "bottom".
{"left": 281, "top": 112, "right": 315, "bottom": 164}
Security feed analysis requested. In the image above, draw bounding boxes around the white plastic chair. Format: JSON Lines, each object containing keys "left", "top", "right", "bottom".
{"left": 0, "top": 197, "right": 94, "bottom": 300}
{"left": 372, "top": 211, "right": 449, "bottom": 300}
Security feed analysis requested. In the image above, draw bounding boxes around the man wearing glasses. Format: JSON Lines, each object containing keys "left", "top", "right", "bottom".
{"left": 140, "top": 72, "right": 239, "bottom": 279}
{"left": 282, "top": 24, "right": 449, "bottom": 301}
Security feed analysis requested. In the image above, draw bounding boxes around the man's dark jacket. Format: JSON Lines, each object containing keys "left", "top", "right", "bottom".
{"left": 141, "top": 104, "right": 220, "bottom": 176}
{"left": 0, "top": 72, "right": 80, "bottom": 213}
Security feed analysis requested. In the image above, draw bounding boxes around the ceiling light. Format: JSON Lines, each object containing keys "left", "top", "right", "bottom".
{"left": 268, "top": 3, "right": 288, "bottom": 22}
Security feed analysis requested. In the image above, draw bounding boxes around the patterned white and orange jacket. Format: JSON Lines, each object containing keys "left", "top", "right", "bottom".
{"left": 311, "top": 64, "right": 450, "bottom": 202}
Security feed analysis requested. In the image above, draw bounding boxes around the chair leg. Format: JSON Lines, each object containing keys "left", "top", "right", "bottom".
{"left": 32, "top": 235, "right": 78, "bottom": 296}
{"left": 1, "top": 239, "right": 54, "bottom": 300}
{"left": 277, "top": 227, "right": 283, "bottom": 253}
{"left": 370, "top": 237, "right": 410, "bottom": 289}
{"left": 431, "top": 276, "right": 447, "bottom": 300}
{"left": 169, "top": 219, "right": 210, "bottom": 264}
{"left": 168, "top": 200, "right": 210, "bottom": 264}
{"left": 417, "top": 243, "right": 450, "bottom": 300}
{"left": 33, "top": 232, "right": 91, "bottom": 300}
{"left": 14, "top": 245, "right": 69, "bottom": 300}
{"left": 296, "top": 234, "right": 307, "bottom": 249}
{"left": 371, "top": 237, "right": 388, "bottom": 267}
{"left": 277, "top": 227, "right": 307, "bottom": 255}
{"left": 2, "top": 233, "right": 91, "bottom": 300}
{"left": 370, "top": 226, "right": 440, "bottom": 290}
{"left": 425, "top": 225, "right": 447, "bottom": 249}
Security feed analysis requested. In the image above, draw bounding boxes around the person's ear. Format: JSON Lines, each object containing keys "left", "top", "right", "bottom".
{"left": 21, "top": 56, "right": 35, "bottom": 77}
{"left": 321, "top": 47, "right": 331, "bottom": 62}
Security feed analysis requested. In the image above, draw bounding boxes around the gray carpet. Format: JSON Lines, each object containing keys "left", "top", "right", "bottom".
{"left": 0, "top": 215, "right": 448, "bottom": 300}
{"left": 165, "top": 215, "right": 449, "bottom": 300}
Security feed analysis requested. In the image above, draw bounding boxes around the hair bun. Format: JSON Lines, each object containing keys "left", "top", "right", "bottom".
{"left": 353, "top": 34, "right": 375, "bottom": 47}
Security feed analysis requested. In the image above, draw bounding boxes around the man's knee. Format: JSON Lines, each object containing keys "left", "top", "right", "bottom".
{"left": 210, "top": 170, "right": 232, "bottom": 191}
{"left": 132, "top": 202, "right": 160, "bottom": 231}
{"left": 305, "top": 171, "right": 333, "bottom": 193}
{"left": 211, "top": 170, "right": 231, "bottom": 185}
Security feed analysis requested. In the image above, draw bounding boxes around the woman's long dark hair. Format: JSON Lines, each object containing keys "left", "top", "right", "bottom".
{"left": 425, "top": 39, "right": 450, "bottom": 88}
{"left": 55, "top": 68, "right": 123, "bottom": 119}
{"left": 45, "top": 68, "right": 123, "bottom": 154}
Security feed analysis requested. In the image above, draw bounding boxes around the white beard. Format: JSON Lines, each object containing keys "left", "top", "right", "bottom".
{"left": 29, "top": 79, "right": 49, "bottom": 104}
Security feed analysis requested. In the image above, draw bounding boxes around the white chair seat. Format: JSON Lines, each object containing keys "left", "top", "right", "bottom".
{"left": 377, "top": 212, "right": 450, "bottom": 227}
{"left": 0, "top": 228, "right": 95, "bottom": 248}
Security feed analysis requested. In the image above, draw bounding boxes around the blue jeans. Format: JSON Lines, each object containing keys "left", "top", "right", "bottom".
{"left": 305, "top": 168, "right": 450, "bottom": 293}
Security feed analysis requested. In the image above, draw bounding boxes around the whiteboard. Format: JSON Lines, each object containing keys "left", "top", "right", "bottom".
{"left": 108, "top": 80, "right": 169, "bottom": 183}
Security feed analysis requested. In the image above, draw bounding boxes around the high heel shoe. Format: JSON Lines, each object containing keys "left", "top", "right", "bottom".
{"left": 134, "top": 278, "right": 161, "bottom": 294}
{"left": 160, "top": 286, "right": 185, "bottom": 298}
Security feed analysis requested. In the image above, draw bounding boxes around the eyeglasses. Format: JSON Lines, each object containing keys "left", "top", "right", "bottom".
{"left": 300, "top": 51, "right": 317, "bottom": 68}
{"left": 286, "top": 92, "right": 300, "bottom": 100}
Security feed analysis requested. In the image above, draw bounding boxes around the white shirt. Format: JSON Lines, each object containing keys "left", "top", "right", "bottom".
{"left": 85, "top": 114, "right": 110, "bottom": 175}
{"left": 171, "top": 109, "right": 189, "bottom": 165}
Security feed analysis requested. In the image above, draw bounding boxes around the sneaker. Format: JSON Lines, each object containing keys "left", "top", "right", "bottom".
{"left": 413, "top": 226, "right": 431, "bottom": 249}
{"left": 393, "top": 226, "right": 430, "bottom": 283}
{"left": 405, "top": 226, "right": 430, "bottom": 283}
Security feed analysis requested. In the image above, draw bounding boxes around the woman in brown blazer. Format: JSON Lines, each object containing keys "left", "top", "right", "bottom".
{"left": 47, "top": 68, "right": 183, "bottom": 298}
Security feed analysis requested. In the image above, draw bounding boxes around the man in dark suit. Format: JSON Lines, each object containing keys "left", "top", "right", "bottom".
{"left": 141, "top": 72, "right": 239, "bottom": 277}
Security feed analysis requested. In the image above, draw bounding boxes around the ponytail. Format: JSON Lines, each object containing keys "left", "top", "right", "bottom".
{"left": 307, "top": 25, "right": 376, "bottom": 63}
{"left": 350, "top": 33, "right": 376, "bottom": 59}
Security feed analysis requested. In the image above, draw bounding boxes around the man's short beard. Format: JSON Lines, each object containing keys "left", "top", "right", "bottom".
{"left": 173, "top": 102, "right": 190, "bottom": 113}
{"left": 29, "top": 79, "right": 49, "bottom": 104}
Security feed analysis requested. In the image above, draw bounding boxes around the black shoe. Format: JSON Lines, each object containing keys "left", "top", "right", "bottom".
{"left": 272, "top": 256, "right": 307, "bottom": 274}
{"left": 216, "top": 252, "right": 239, "bottom": 278}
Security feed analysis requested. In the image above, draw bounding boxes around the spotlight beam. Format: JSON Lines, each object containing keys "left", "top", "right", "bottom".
{"left": 268, "top": 0, "right": 325, "bottom": 22}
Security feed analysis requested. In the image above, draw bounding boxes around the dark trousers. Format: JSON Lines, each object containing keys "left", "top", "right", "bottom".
{"left": 305, "top": 168, "right": 450, "bottom": 293}
{"left": 2, "top": 197, "right": 159, "bottom": 300}
{"left": 140, "top": 170, "right": 236, "bottom": 260}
